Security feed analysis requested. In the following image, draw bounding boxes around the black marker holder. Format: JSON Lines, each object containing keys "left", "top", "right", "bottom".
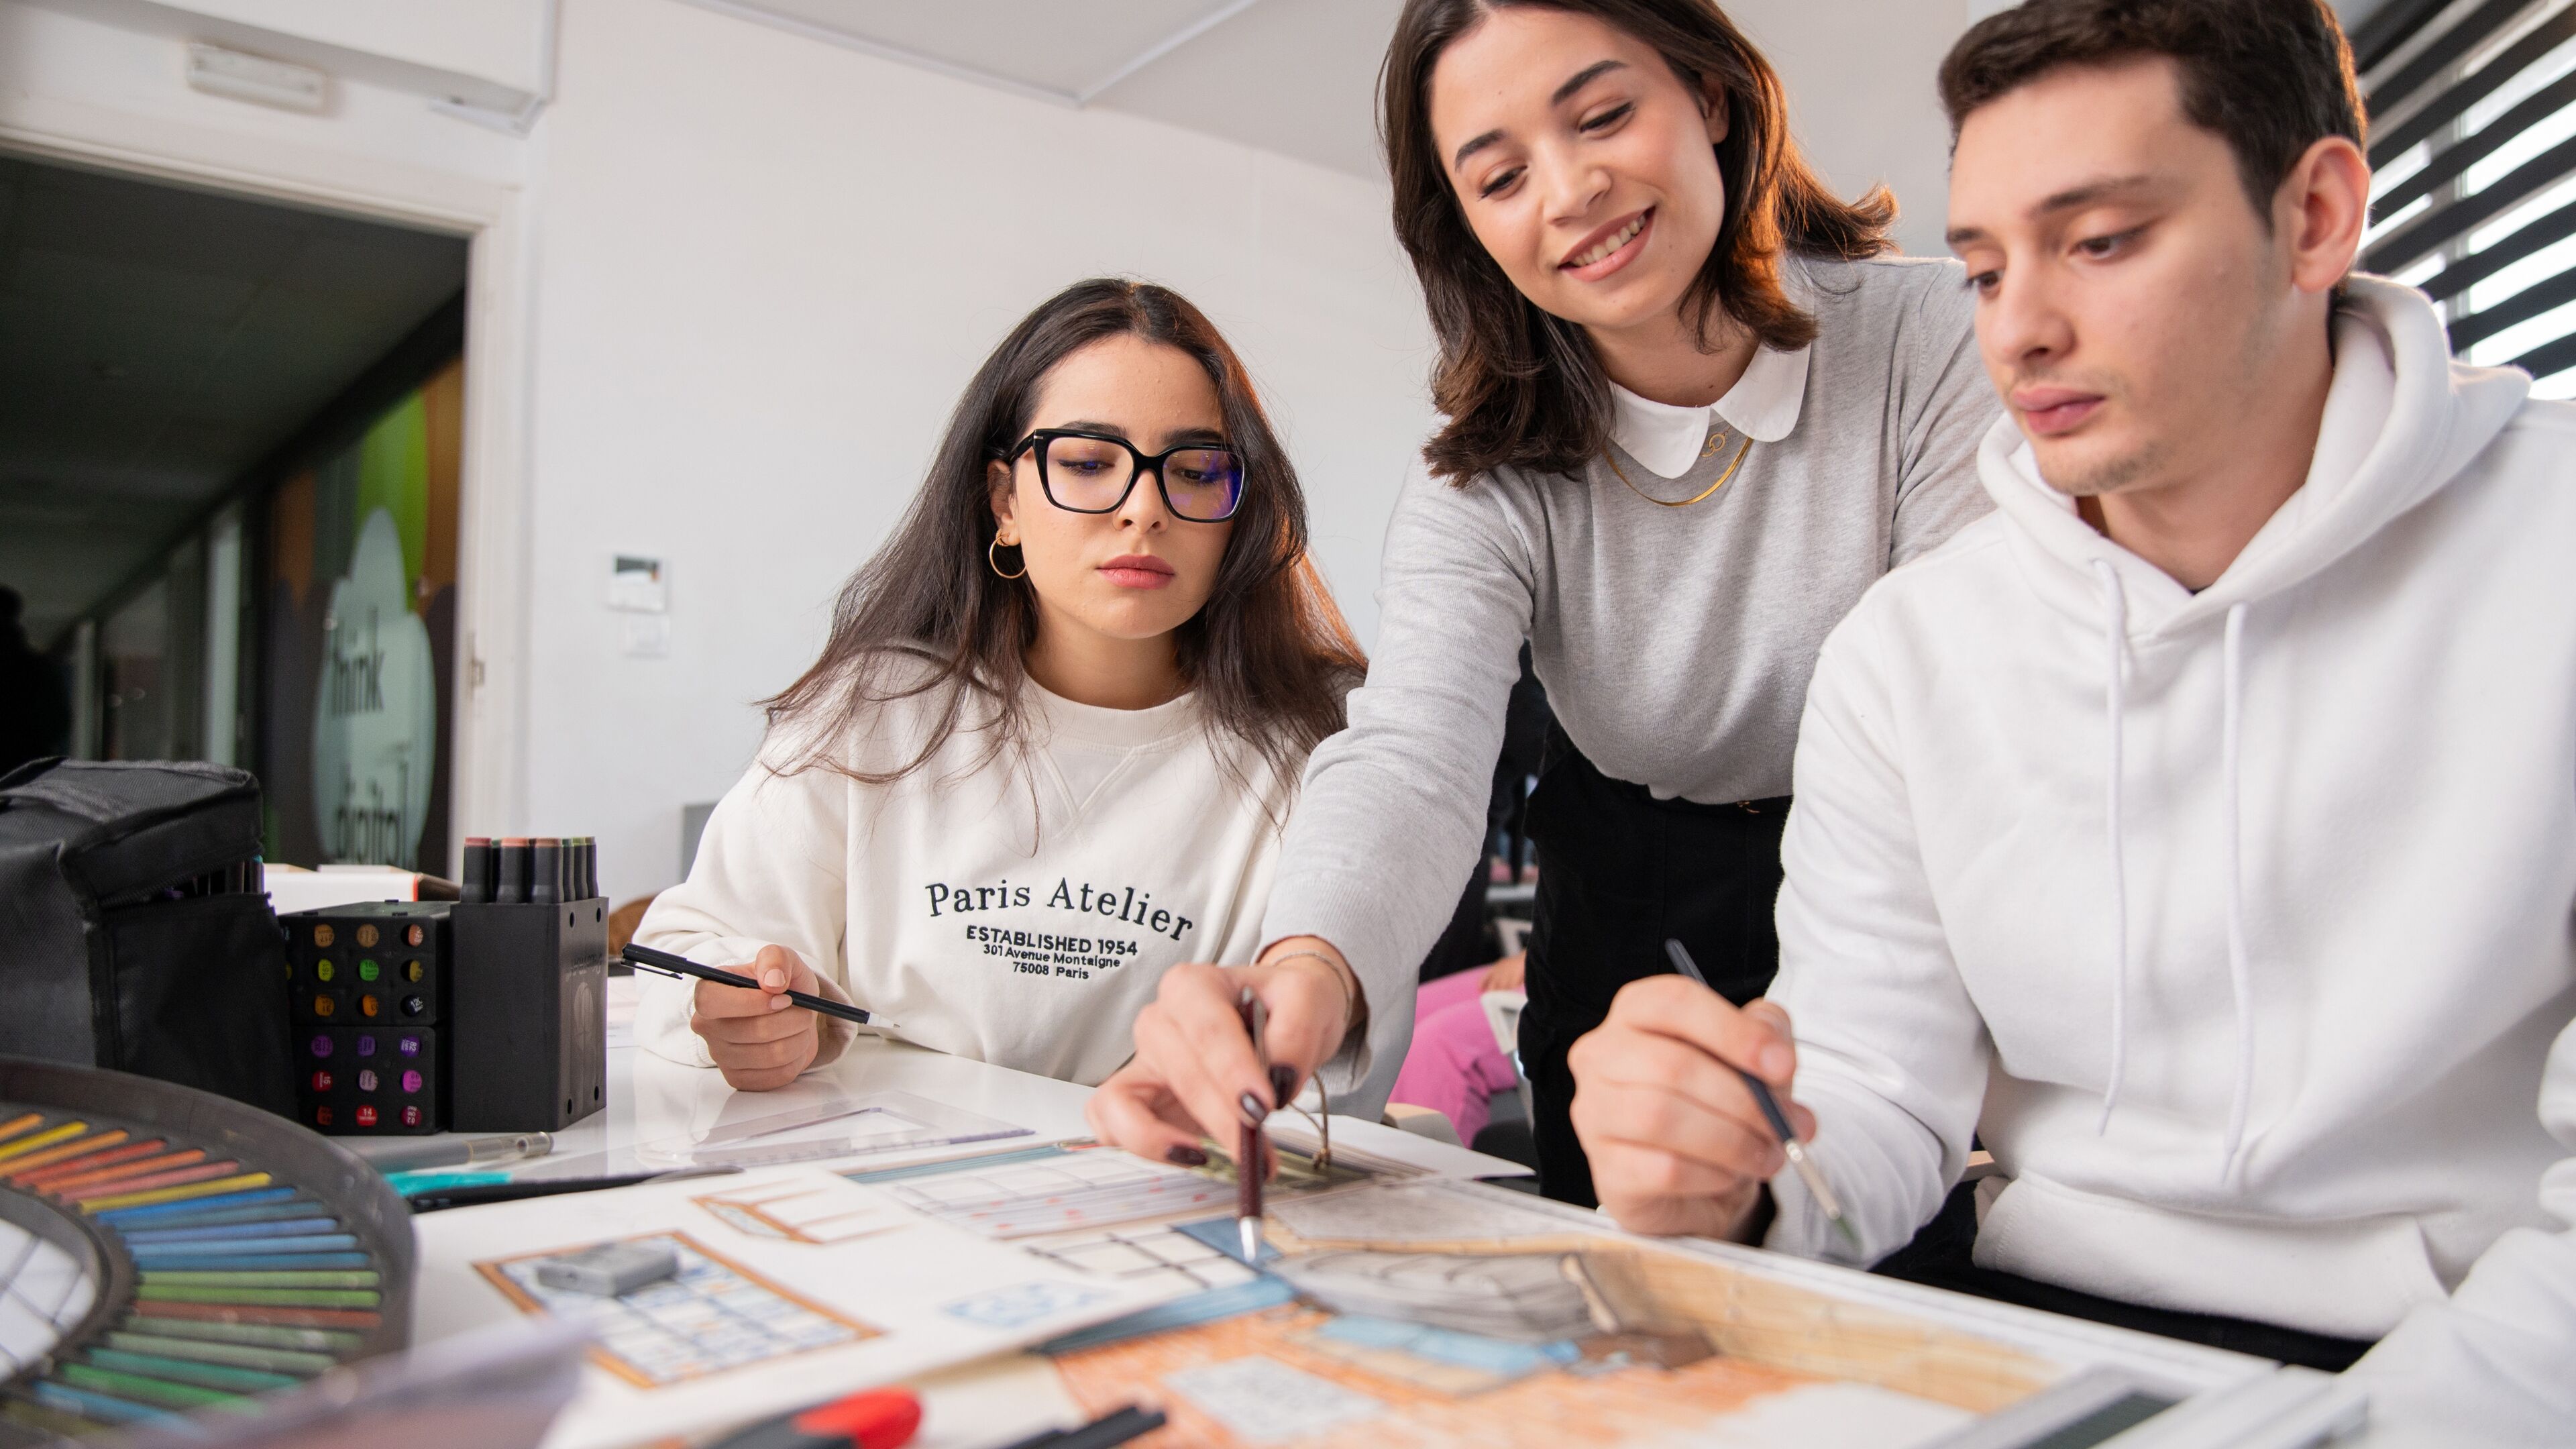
{"left": 446, "top": 896, "right": 609, "bottom": 1132}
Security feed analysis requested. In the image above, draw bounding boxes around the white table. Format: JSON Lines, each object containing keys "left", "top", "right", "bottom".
{"left": 360, "top": 986, "right": 2416, "bottom": 1449}
{"left": 363, "top": 983, "right": 1507, "bottom": 1448}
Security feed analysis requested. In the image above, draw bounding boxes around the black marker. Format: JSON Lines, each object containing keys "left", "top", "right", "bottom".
{"left": 495, "top": 837, "right": 530, "bottom": 903}
{"left": 1663, "top": 938, "right": 1858, "bottom": 1250}
{"left": 622, "top": 943, "right": 898, "bottom": 1030}
{"left": 996, "top": 1406, "right": 1168, "bottom": 1449}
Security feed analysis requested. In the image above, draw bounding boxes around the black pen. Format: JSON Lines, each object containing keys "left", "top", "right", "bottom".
{"left": 996, "top": 1405, "right": 1167, "bottom": 1449}
{"left": 623, "top": 943, "right": 897, "bottom": 1029}
{"left": 1662, "top": 938, "right": 1858, "bottom": 1250}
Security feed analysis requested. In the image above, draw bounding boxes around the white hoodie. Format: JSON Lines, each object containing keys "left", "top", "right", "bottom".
{"left": 1762, "top": 276, "right": 2576, "bottom": 1441}
{"left": 635, "top": 667, "right": 1313, "bottom": 1087}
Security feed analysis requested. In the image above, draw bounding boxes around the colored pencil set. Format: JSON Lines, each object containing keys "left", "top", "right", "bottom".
{"left": 0, "top": 1098, "right": 407, "bottom": 1440}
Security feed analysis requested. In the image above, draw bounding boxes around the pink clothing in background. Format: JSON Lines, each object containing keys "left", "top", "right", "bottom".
{"left": 1389, "top": 967, "right": 1519, "bottom": 1146}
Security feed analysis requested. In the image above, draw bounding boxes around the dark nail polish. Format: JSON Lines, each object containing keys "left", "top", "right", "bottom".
{"left": 1269, "top": 1064, "right": 1297, "bottom": 1105}
{"left": 1165, "top": 1144, "right": 1209, "bottom": 1167}
{"left": 1240, "top": 1091, "right": 1268, "bottom": 1126}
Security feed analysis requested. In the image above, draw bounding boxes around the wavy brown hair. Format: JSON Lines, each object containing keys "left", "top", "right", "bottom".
{"left": 1385, "top": 0, "right": 1898, "bottom": 482}
{"left": 763, "top": 278, "right": 1365, "bottom": 799}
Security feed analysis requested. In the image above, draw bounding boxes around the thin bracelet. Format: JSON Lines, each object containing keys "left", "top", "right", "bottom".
{"left": 1258, "top": 949, "right": 1359, "bottom": 1032}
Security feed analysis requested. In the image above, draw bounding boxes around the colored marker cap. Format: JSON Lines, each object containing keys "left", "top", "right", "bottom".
{"left": 790, "top": 1389, "right": 922, "bottom": 1449}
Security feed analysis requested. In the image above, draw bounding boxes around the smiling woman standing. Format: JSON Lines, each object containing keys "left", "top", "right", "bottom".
{"left": 1089, "top": 0, "right": 1998, "bottom": 1204}
{"left": 633, "top": 278, "right": 1364, "bottom": 1097}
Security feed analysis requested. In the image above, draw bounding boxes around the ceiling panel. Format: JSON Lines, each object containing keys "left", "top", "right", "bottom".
{"left": 1094, "top": 0, "right": 1397, "bottom": 179}
{"left": 0, "top": 156, "right": 468, "bottom": 647}
{"left": 696, "top": 0, "right": 1244, "bottom": 101}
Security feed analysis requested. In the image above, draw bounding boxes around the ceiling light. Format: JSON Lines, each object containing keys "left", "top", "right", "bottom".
{"left": 184, "top": 43, "right": 329, "bottom": 113}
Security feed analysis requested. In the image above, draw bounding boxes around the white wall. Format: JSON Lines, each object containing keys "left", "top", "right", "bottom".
{"left": 515, "top": 0, "right": 1438, "bottom": 898}
{"left": 1734, "top": 0, "right": 1978, "bottom": 260}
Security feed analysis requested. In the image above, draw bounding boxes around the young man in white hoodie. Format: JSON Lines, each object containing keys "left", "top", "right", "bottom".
{"left": 1565, "top": 0, "right": 2576, "bottom": 1438}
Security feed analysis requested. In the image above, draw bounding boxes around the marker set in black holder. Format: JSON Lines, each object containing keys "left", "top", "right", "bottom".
{"left": 283, "top": 833, "right": 609, "bottom": 1140}
{"left": 458, "top": 836, "right": 598, "bottom": 905}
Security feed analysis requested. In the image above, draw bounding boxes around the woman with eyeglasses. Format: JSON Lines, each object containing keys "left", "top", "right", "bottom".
{"left": 1089, "top": 0, "right": 1997, "bottom": 1205}
{"left": 633, "top": 278, "right": 1364, "bottom": 1099}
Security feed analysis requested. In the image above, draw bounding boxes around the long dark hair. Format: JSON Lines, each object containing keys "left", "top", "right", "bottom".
{"left": 763, "top": 278, "right": 1364, "bottom": 800}
{"left": 1383, "top": 0, "right": 1898, "bottom": 483}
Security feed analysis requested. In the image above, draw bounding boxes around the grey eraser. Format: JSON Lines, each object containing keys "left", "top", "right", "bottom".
{"left": 535, "top": 1240, "right": 680, "bottom": 1296}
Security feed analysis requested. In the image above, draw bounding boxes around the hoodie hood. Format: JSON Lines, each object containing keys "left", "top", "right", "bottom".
{"left": 1968, "top": 274, "right": 2534, "bottom": 1182}
{"left": 1976, "top": 274, "right": 2531, "bottom": 640}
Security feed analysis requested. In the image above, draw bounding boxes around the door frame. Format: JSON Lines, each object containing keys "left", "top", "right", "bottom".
{"left": 0, "top": 100, "right": 535, "bottom": 875}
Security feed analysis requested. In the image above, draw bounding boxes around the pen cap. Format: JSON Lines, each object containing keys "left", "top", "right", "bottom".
{"left": 791, "top": 1388, "right": 921, "bottom": 1449}
{"left": 460, "top": 838, "right": 494, "bottom": 904}
{"left": 531, "top": 839, "right": 562, "bottom": 906}
{"left": 494, "top": 839, "right": 531, "bottom": 904}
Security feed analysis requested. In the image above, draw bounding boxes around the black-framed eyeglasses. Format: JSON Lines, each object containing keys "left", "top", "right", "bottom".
{"left": 1000, "top": 429, "right": 1245, "bottom": 523}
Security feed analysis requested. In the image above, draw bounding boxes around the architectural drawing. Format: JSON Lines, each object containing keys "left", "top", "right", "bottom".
{"left": 1023, "top": 1224, "right": 1263, "bottom": 1295}
{"left": 691, "top": 1179, "right": 900, "bottom": 1246}
{"left": 477, "top": 1232, "right": 875, "bottom": 1387}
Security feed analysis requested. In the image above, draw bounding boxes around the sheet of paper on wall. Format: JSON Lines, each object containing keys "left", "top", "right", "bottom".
{"left": 411, "top": 1165, "right": 1205, "bottom": 1449}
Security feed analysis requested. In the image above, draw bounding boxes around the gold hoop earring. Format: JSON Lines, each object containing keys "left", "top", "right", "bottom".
{"left": 987, "top": 537, "right": 1026, "bottom": 580}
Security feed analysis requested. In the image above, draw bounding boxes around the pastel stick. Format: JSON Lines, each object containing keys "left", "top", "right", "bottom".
{"left": 3, "top": 1130, "right": 138, "bottom": 1180}
{"left": 140, "top": 1270, "right": 378, "bottom": 1288}
{"left": 109, "top": 1318, "right": 362, "bottom": 1354}
{"left": 62, "top": 1161, "right": 237, "bottom": 1198}
{"left": 122, "top": 1219, "right": 342, "bottom": 1244}
{"left": 137, "top": 1288, "right": 382, "bottom": 1308}
{"left": 131, "top": 1242, "right": 376, "bottom": 1263}
{"left": 129, "top": 1233, "right": 357, "bottom": 1254}
{"left": 76, "top": 1170, "right": 271, "bottom": 1211}
{"left": 82, "top": 1349, "right": 300, "bottom": 1393}
{"left": 28, "top": 1380, "right": 170, "bottom": 1425}
{"left": 0, "top": 1121, "right": 90, "bottom": 1163}
{"left": 36, "top": 1148, "right": 208, "bottom": 1191}
{"left": 96, "top": 1186, "right": 296, "bottom": 1224}
{"left": 55, "top": 1362, "right": 240, "bottom": 1409}
{"left": 102, "top": 1332, "right": 337, "bottom": 1375}
{"left": 129, "top": 1303, "right": 381, "bottom": 1330}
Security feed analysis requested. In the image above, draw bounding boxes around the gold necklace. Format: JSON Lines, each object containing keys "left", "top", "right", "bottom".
{"left": 1607, "top": 427, "right": 1755, "bottom": 508}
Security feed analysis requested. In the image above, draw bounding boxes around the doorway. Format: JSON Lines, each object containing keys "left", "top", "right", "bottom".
{"left": 0, "top": 152, "right": 470, "bottom": 870}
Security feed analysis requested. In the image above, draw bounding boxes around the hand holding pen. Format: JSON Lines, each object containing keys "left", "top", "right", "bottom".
{"left": 1565, "top": 941, "right": 1854, "bottom": 1249}
{"left": 626, "top": 943, "right": 887, "bottom": 1093}
{"left": 1081, "top": 951, "right": 1345, "bottom": 1174}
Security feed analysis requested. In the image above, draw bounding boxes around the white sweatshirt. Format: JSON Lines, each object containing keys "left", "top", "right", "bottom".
{"left": 1763, "top": 276, "right": 2576, "bottom": 1442}
{"left": 634, "top": 669, "right": 1298, "bottom": 1087}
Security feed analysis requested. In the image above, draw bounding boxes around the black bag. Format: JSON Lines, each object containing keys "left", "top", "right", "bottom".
{"left": 0, "top": 759, "right": 293, "bottom": 1116}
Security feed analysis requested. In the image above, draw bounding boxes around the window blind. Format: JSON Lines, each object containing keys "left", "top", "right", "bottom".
{"left": 2358, "top": 0, "right": 2576, "bottom": 396}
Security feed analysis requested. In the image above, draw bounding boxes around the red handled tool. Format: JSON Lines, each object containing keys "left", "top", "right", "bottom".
{"left": 707, "top": 1387, "right": 921, "bottom": 1449}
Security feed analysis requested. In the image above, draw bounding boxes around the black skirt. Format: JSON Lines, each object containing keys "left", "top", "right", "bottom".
{"left": 1519, "top": 725, "right": 1789, "bottom": 1207}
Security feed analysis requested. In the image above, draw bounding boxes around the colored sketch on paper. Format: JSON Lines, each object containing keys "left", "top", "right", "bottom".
{"left": 849, "top": 1143, "right": 1235, "bottom": 1238}
{"left": 691, "top": 1179, "right": 900, "bottom": 1246}
{"left": 1053, "top": 1302, "right": 1784, "bottom": 1448}
{"left": 844, "top": 1138, "right": 1413, "bottom": 1241}
{"left": 1050, "top": 1174, "right": 2066, "bottom": 1449}
{"left": 1022, "top": 1224, "right": 1264, "bottom": 1296}
{"left": 476, "top": 1232, "right": 875, "bottom": 1388}
{"left": 1051, "top": 1301, "right": 1996, "bottom": 1449}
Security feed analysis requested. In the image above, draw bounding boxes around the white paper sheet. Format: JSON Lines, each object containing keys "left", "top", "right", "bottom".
{"left": 410, "top": 1166, "right": 1199, "bottom": 1449}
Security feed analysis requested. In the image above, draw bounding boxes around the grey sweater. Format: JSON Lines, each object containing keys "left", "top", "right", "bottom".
{"left": 1271, "top": 256, "right": 1999, "bottom": 1112}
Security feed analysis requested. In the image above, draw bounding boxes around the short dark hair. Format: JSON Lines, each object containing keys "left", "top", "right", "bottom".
{"left": 1938, "top": 0, "right": 2363, "bottom": 220}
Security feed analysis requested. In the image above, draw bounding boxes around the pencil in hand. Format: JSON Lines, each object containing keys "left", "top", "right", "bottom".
{"left": 1662, "top": 938, "right": 1859, "bottom": 1251}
